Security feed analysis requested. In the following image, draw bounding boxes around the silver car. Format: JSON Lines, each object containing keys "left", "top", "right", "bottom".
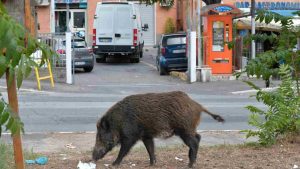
{"left": 56, "top": 38, "right": 95, "bottom": 72}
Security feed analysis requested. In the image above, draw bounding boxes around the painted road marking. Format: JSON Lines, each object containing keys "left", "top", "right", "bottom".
{"left": 231, "top": 87, "right": 279, "bottom": 95}
{"left": 141, "top": 61, "right": 156, "bottom": 70}
{"left": 0, "top": 85, "right": 52, "bottom": 94}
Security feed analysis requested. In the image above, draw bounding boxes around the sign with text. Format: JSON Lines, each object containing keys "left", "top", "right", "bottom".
{"left": 223, "top": 0, "right": 300, "bottom": 10}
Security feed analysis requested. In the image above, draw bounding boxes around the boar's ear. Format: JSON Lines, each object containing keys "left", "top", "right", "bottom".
{"left": 101, "top": 119, "right": 110, "bottom": 131}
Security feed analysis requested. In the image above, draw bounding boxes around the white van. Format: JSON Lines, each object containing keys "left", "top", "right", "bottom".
{"left": 93, "top": 2, "right": 148, "bottom": 63}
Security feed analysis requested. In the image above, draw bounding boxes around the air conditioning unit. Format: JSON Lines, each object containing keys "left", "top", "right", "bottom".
{"left": 159, "top": 0, "right": 172, "bottom": 7}
{"left": 35, "top": 0, "right": 50, "bottom": 6}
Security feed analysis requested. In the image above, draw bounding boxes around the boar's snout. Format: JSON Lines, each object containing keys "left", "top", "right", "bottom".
{"left": 92, "top": 146, "right": 107, "bottom": 161}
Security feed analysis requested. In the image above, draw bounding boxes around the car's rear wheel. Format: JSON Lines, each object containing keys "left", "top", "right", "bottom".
{"left": 159, "top": 65, "right": 168, "bottom": 75}
{"left": 140, "top": 51, "right": 143, "bottom": 58}
{"left": 84, "top": 66, "right": 93, "bottom": 72}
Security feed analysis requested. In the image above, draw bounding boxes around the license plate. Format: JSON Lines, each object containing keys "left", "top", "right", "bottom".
{"left": 99, "top": 38, "right": 112, "bottom": 42}
{"left": 173, "top": 49, "right": 185, "bottom": 53}
{"left": 75, "top": 62, "right": 85, "bottom": 66}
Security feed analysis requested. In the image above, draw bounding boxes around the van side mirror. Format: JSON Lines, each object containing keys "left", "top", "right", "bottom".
{"left": 142, "top": 24, "right": 149, "bottom": 31}
{"left": 132, "top": 15, "right": 136, "bottom": 19}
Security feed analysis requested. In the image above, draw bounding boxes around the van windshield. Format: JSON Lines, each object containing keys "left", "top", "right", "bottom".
{"left": 99, "top": 6, "right": 113, "bottom": 30}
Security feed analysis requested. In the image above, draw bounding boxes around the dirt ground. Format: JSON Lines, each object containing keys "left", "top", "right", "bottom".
{"left": 26, "top": 136, "right": 300, "bottom": 169}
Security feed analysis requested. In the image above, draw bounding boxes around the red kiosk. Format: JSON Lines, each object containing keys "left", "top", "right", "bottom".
{"left": 202, "top": 4, "right": 242, "bottom": 74}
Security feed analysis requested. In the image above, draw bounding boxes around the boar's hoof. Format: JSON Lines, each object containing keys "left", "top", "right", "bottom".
{"left": 112, "top": 161, "right": 120, "bottom": 166}
{"left": 188, "top": 162, "right": 195, "bottom": 168}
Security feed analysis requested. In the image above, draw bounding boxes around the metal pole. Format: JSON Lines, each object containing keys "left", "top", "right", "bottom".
{"left": 251, "top": 0, "right": 255, "bottom": 59}
{"left": 51, "top": 0, "right": 55, "bottom": 32}
{"left": 190, "top": 31, "right": 197, "bottom": 83}
{"left": 187, "top": 0, "right": 191, "bottom": 81}
{"left": 66, "top": 32, "right": 73, "bottom": 84}
{"left": 65, "top": 0, "right": 72, "bottom": 84}
{"left": 197, "top": 0, "right": 202, "bottom": 68}
{"left": 66, "top": 2, "right": 70, "bottom": 32}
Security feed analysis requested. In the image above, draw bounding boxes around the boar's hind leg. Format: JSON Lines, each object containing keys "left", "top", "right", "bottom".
{"left": 142, "top": 137, "right": 156, "bottom": 165}
{"left": 112, "top": 138, "right": 137, "bottom": 166}
{"left": 178, "top": 132, "right": 201, "bottom": 168}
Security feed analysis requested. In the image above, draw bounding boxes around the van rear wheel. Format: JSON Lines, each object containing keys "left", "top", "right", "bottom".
{"left": 130, "top": 58, "right": 140, "bottom": 63}
{"left": 96, "top": 55, "right": 106, "bottom": 63}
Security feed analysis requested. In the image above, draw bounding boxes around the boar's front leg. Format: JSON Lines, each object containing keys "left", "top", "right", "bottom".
{"left": 142, "top": 137, "right": 156, "bottom": 165}
{"left": 112, "top": 137, "right": 137, "bottom": 166}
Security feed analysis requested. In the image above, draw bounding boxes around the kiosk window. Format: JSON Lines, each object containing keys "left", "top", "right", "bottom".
{"left": 212, "top": 21, "right": 224, "bottom": 52}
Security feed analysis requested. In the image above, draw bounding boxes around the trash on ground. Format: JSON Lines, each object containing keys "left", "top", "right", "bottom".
{"left": 25, "top": 160, "right": 35, "bottom": 165}
{"left": 65, "top": 143, "right": 76, "bottom": 149}
{"left": 77, "top": 161, "right": 96, "bottom": 169}
{"left": 35, "top": 156, "right": 48, "bottom": 165}
{"left": 175, "top": 157, "right": 183, "bottom": 161}
{"left": 25, "top": 156, "right": 48, "bottom": 165}
{"left": 104, "top": 164, "right": 110, "bottom": 167}
{"left": 293, "top": 164, "right": 299, "bottom": 169}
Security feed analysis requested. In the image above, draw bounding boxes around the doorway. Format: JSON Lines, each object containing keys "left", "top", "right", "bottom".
{"left": 55, "top": 9, "right": 86, "bottom": 38}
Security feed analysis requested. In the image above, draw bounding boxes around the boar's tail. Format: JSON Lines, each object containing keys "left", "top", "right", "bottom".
{"left": 202, "top": 107, "right": 225, "bottom": 123}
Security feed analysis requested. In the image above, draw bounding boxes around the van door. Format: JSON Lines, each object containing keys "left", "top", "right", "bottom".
{"left": 97, "top": 5, "right": 114, "bottom": 46}
{"left": 114, "top": 5, "right": 133, "bottom": 46}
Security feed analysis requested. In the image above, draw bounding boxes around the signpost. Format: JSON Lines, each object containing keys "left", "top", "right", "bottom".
{"left": 251, "top": 0, "right": 256, "bottom": 59}
{"left": 66, "top": 0, "right": 73, "bottom": 84}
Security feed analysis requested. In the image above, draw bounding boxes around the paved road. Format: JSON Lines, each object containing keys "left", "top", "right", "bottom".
{"left": 0, "top": 47, "right": 272, "bottom": 133}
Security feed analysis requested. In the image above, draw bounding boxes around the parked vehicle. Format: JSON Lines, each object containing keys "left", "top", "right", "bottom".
{"left": 92, "top": 2, "right": 148, "bottom": 63}
{"left": 56, "top": 38, "right": 94, "bottom": 72}
{"left": 156, "top": 33, "right": 187, "bottom": 75}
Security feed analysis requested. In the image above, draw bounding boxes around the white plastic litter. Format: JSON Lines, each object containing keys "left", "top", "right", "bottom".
{"left": 77, "top": 161, "right": 96, "bottom": 169}
{"left": 293, "top": 165, "right": 299, "bottom": 169}
{"left": 65, "top": 143, "right": 76, "bottom": 149}
{"left": 175, "top": 157, "right": 183, "bottom": 161}
{"left": 104, "top": 164, "right": 110, "bottom": 167}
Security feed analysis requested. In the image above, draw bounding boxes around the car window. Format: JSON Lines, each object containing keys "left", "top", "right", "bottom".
{"left": 162, "top": 35, "right": 186, "bottom": 46}
{"left": 62, "top": 39, "right": 86, "bottom": 48}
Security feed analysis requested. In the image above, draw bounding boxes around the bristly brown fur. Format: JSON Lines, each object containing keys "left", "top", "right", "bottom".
{"left": 94, "top": 91, "right": 225, "bottom": 168}
{"left": 101, "top": 91, "right": 223, "bottom": 138}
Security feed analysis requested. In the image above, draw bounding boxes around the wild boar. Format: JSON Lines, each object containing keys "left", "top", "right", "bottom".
{"left": 92, "top": 91, "right": 224, "bottom": 168}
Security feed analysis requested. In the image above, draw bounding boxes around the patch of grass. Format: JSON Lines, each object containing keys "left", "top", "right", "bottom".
{"left": 0, "top": 143, "right": 41, "bottom": 169}
{"left": 0, "top": 143, "right": 14, "bottom": 169}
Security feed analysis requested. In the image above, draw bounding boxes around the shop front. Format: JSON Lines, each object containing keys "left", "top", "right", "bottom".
{"left": 54, "top": 0, "right": 87, "bottom": 38}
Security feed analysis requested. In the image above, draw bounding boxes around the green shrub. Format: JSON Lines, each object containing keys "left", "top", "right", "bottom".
{"left": 243, "top": 64, "right": 300, "bottom": 146}
{"left": 164, "top": 18, "right": 175, "bottom": 34}
{"left": 235, "top": 10, "right": 300, "bottom": 146}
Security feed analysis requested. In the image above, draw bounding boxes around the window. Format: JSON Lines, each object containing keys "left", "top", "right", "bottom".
{"left": 163, "top": 35, "right": 186, "bottom": 46}
{"left": 212, "top": 21, "right": 224, "bottom": 52}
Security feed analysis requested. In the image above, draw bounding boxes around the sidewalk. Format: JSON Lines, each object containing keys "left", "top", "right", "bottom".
{"left": 0, "top": 131, "right": 257, "bottom": 153}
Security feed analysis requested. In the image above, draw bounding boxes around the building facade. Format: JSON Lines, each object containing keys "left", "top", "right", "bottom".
{"left": 36, "top": 0, "right": 182, "bottom": 46}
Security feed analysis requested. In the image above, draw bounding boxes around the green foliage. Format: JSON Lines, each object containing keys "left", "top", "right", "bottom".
{"left": 0, "top": 143, "right": 40, "bottom": 169}
{"left": 0, "top": 2, "right": 54, "bottom": 137}
{"left": 0, "top": 93, "right": 24, "bottom": 138}
{"left": 164, "top": 18, "right": 176, "bottom": 34}
{"left": 0, "top": 143, "right": 13, "bottom": 169}
{"left": 243, "top": 65, "right": 300, "bottom": 146}
{"left": 238, "top": 10, "right": 300, "bottom": 145}
{"left": 236, "top": 10, "right": 300, "bottom": 89}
